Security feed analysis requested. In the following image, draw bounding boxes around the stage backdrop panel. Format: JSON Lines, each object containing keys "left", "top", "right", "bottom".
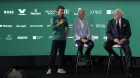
{"left": 0, "top": 1, "right": 139, "bottom": 56}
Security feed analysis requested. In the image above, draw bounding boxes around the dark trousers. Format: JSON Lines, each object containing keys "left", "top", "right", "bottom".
{"left": 48, "top": 40, "right": 66, "bottom": 69}
{"left": 75, "top": 40, "right": 94, "bottom": 55}
{"left": 104, "top": 39, "right": 132, "bottom": 73}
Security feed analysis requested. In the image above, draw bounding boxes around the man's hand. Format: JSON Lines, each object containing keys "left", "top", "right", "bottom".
{"left": 84, "top": 39, "right": 88, "bottom": 43}
{"left": 59, "top": 19, "right": 64, "bottom": 25}
{"left": 56, "top": 19, "right": 64, "bottom": 27}
{"left": 114, "top": 38, "right": 120, "bottom": 44}
{"left": 81, "top": 39, "right": 88, "bottom": 44}
{"left": 118, "top": 39, "right": 126, "bottom": 45}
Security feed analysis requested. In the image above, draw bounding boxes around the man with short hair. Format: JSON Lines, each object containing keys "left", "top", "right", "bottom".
{"left": 46, "top": 5, "right": 69, "bottom": 74}
{"left": 73, "top": 9, "right": 94, "bottom": 60}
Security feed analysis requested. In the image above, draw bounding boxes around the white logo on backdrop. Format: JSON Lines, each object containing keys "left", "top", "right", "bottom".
{"left": 30, "top": 9, "right": 41, "bottom": 15}
{"left": 6, "top": 34, "right": 12, "bottom": 40}
{"left": 4, "top": 10, "right": 14, "bottom": 14}
{"left": 74, "top": 8, "right": 82, "bottom": 15}
{"left": 18, "top": 9, "right": 26, "bottom": 15}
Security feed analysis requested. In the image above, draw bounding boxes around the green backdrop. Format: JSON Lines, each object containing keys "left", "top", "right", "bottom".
{"left": 0, "top": 1, "right": 139, "bottom": 56}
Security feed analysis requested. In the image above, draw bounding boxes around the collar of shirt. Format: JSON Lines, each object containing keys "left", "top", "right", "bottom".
{"left": 79, "top": 18, "right": 84, "bottom": 28}
{"left": 116, "top": 18, "right": 121, "bottom": 28}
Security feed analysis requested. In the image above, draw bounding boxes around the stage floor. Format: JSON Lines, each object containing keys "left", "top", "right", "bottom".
{"left": 11, "top": 66, "right": 140, "bottom": 78}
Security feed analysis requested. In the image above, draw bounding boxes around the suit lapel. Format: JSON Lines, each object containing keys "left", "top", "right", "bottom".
{"left": 113, "top": 19, "right": 117, "bottom": 30}
{"left": 121, "top": 18, "right": 124, "bottom": 30}
{"left": 77, "top": 19, "right": 83, "bottom": 31}
{"left": 77, "top": 19, "right": 83, "bottom": 36}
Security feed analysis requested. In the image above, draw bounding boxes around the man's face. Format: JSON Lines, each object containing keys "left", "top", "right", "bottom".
{"left": 78, "top": 10, "right": 85, "bottom": 19}
{"left": 114, "top": 11, "right": 121, "bottom": 20}
{"left": 57, "top": 9, "right": 64, "bottom": 17}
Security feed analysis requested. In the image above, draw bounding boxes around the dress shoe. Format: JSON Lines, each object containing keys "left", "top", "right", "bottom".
{"left": 125, "top": 73, "right": 132, "bottom": 76}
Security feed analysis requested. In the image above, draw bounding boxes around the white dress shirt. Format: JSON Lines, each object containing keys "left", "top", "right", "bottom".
{"left": 79, "top": 18, "right": 84, "bottom": 29}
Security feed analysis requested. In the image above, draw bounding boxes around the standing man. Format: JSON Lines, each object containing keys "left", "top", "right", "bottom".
{"left": 73, "top": 10, "right": 94, "bottom": 60}
{"left": 104, "top": 9, "right": 132, "bottom": 76}
{"left": 46, "top": 5, "right": 69, "bottom": 74}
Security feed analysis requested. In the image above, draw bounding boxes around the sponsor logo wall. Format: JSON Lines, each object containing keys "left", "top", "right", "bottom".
{"left": 1, "top": 8, "right": 119, "bottom": 41}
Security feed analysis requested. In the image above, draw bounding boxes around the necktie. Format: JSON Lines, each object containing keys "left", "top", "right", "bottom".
{"left": 116, "top": 22, "right": 121, "bottom": 34}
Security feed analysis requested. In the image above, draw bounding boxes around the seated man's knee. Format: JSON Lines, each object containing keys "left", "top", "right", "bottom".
{"left": 122, "top": 44, "right": 131, "bottom": 53}
{"left": 78, "top": 45, "right": 83, "bottom": 48}
{"left": 88, "top": 42, "right": 94, "bottom": 48}
{"left": 104, "top": 43, "right": 109, "bottom": 49}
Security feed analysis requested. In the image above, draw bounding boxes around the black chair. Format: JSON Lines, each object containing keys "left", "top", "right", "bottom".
{"left": 75, "top": 36, "right": 94, "bottom": 75}
{"left": 107, "top": 44, "right": 125, "bottom": 75}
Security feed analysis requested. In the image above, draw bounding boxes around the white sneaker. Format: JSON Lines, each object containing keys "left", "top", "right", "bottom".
{"left": 57, "top": 68, "right": 66, "bottom": 74}
{"left": 46, "top": 69, "right": 52, "bottom": 74}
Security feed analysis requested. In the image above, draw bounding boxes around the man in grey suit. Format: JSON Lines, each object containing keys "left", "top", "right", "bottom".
{"left": 73, "top": 10, "right": 94, "bottom": 59}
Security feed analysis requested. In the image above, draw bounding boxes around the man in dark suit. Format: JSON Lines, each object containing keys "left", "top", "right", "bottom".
{"left": 104, "top": 9, "right": 132, "bottom": 76}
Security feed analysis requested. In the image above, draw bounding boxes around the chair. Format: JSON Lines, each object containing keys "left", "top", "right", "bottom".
{"left": 75, "top": 35, "right": 94, "bottom": 75}
{"left": 107, "top": 44, "right": 125, "bottom": 75}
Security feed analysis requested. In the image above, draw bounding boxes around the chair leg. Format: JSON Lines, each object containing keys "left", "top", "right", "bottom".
{"left": 134, "top": 57, "right": 137, "bottom": 67}
{"left": 89, "top": 54, "right": 94, "bottom": 74}
{"left": 132, "top": 57, "right": 135, "bottom": 67}
{"left": 75, "top": 51, "right": 79, "bottom": 75}
{"left": 120, "top": 48, "right": 126, "bottom": 73}
{"left": 107, "top": 55, "right": 111, "bottom": 76}
{"left": 133, "top": 57, "right": 137, "bottom": 67}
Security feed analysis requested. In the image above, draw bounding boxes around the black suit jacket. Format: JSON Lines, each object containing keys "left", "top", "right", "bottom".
{"left": 106, "top": 18, "right": 131, "bottom": 44}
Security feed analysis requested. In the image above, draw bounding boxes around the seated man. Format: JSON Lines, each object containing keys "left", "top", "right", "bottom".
{"left": 104, "top": 9, "right": 132, "bottom": 76}
{"left": 73, "top": 9, "right": 94, "bottom": 60}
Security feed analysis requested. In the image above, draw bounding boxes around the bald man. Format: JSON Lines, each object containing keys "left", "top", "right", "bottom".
{"left": 104, "top": 9, "right": 132, "bottom": 76}
{"left": 73, "top": 10, "right": 94, "bottom": 60}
